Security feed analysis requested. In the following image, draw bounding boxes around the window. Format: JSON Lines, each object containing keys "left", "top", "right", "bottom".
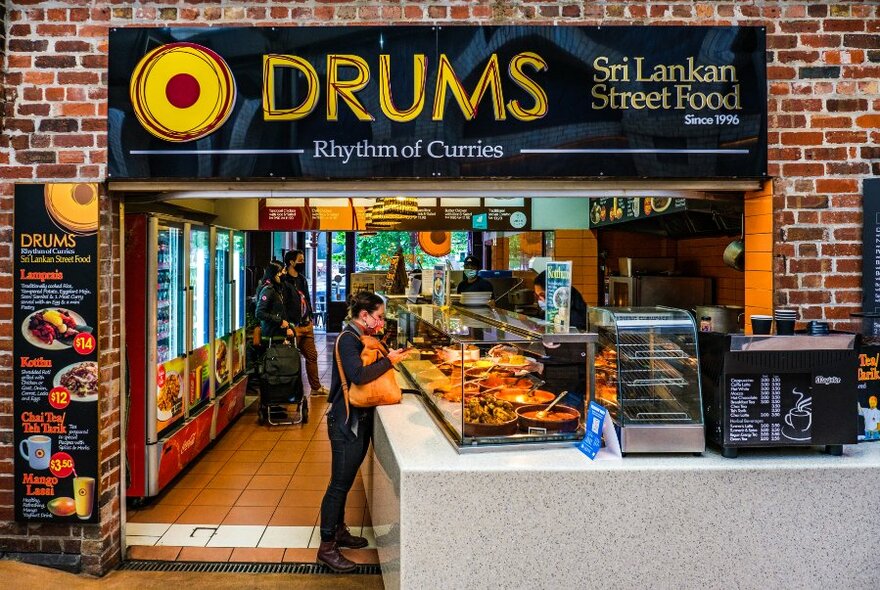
{"left": 355, "top": 232, "right": 469, "bottom": 271}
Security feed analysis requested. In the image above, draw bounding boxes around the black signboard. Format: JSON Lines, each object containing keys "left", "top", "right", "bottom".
{"left": 857, "top": 345, "right": 880, "bottom": 441}
{"left": 14, "top": 184, "right": 100, "bottom": 523}
{"left": 862, "top": 179, "right": 880, "bottom": 313}
{"left": 588, "top": 196, "right": 687, "bottom": 228}
{"left": 725, "top": 373, "right": 813, "bottom": 446}
{"left": 259, "top": 198, "right": 530, "bottom": 231}
{"left": 108, "top": 26, "right": 767, "bottom": 180}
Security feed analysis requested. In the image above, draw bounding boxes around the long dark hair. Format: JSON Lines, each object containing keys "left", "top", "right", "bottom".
{"left": 349, "top": 291, "right": 384, "bottom": 318}
{"left": 261, "top": 260, "right": 284, "bottom": 284}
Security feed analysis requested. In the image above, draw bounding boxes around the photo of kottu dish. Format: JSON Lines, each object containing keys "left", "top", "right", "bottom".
{"left": 53, "top": 361, "right": 98, "bottom": 401}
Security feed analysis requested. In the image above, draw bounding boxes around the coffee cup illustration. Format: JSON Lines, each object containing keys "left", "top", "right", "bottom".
{"left": 19, "top": 435, "right": 51, "bottom": 470}
{"left": 782, "top": 388, "right": 812, "bottom": 441}
{"left": 785, "top": 409, "right": 812, "bottom": 433}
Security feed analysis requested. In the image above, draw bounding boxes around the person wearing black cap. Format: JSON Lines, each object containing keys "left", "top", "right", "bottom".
{"left": 457, "top": 255, "right": 494, "bottom": 296}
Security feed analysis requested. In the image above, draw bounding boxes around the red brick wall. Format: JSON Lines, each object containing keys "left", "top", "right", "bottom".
{"left": 2, "top": 1, "right": 879, "bottom": 574}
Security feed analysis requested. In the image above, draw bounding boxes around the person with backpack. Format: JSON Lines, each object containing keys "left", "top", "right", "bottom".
{"left": 255, "top": 261, "right": 304, "bottom": 423}
{"left": 255, "top": 261, "right": 293, "bottom": 342}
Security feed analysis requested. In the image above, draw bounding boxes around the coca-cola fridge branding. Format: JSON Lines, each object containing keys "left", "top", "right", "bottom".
{"left": 125, "top": 214, "right": 248, "bottom": 498}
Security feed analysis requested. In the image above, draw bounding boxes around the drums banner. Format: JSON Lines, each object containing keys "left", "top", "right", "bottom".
{"left": 108, "top": 26, "right": 767, "bottom": 180}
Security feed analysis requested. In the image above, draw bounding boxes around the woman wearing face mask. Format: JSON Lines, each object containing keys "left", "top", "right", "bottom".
{"left": 255, "top": 261, "right": 295, "bottom": 342}
{"left": 457, "top": 254, "right": 494, "bottom": 296}
{"left": 254, "top": 261, "right": 298, "bottom": 423}
{"left": 317, "top": 292, "right": 411, "bottom": 573}
{"left": 281, "top": 249, "right": 328, "bottom": 402}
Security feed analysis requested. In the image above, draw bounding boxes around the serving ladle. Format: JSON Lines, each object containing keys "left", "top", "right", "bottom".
{"left": 536, "top": 390, "right": 568, "bottom": 419}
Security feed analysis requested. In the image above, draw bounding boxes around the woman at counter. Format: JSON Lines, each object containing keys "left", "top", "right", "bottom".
{"left": 318, "top": 291, "right": 410, "bottom": 573}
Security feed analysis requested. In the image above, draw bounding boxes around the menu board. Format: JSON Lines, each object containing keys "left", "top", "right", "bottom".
{"left": 544, "top": 261, "right": 573, "bottom": 332}
{"left": 259, "top": 198, "right": 531, "bottom": 231}
{"left": 588, "top": 197, "right": 687, "bottom": 228}
{"left": 13, "top": 184, "right": 100, "bottom": 523}
{"left": 385, "top": 250, "right": 406, "bottom": 295}
{"left": 857, "top": 346, "right": 880, "bottom": 441}
{"left": 725, "top": 373, "right": 813, "bottom": 446}
{"left": 432, "top": 266, "right": 449, "bottom": 307}
{"left": 862, "top": 179, "right": 880, "bottom": 312}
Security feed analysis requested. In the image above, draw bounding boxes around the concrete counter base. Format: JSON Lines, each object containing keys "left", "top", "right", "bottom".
{"left": 364, "top": 396, "right": 880, "bottom": 590}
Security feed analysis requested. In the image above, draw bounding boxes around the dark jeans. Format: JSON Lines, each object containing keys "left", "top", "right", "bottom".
{"left": 319, "top": 412, "right": 373, "bottom": 541}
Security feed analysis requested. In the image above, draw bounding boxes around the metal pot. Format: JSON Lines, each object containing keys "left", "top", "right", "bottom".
{"left": 723, "top": 238, "right": 745, "bottom": 271}
{"left": 723, "top": 213, "right": 746, "bottom": 271}
{"left": 694, "top": 305, "right": 745, "bottom": 334}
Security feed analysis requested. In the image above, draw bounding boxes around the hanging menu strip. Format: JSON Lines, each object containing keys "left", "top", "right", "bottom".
{"left": 726, "top": 372, "right": 812, "bottom": 446}
{"left": 862, "top": 179, "right": 880, "bottom": 311}
{"left": 13, "top": 184, "right": 100, "bottom": 523}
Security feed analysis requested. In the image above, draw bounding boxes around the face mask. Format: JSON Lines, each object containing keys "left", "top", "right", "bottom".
{"left": 294, "top": 262, "right": 305, "bottom": 274}
{"left": 464, "top": 270, "right": 478, "bottom": 280}
{"left": 362, "top": 314, "right": 382, "bottom": 335}
{"left": 538, "top": 299, "right": 547, "bottom": 310}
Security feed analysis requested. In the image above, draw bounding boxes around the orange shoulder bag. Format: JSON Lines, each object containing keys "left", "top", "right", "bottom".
{"left": 334, "top": 332, "right": 402, "bottom": 418}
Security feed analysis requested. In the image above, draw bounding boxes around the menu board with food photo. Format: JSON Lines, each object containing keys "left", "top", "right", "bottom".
{"left": 432, "top": 265, "right": 450, "bottom": 308}
{"left": 156, "top": 357, "right": 185, "bottom": 433}
{"left": 214, "top": 335, "right": 231, "bottom": 390}
{"left": 232, "top": 328, "right": 245, "bottom": 378}
{"left": 188, "top": 344, "right": 211, "bottom": 409}
{"left": 588, "top": 196, "right": 687, "bottom": 228}
{"left": 544, "top": 261, "right": 573, "bottom": 332}
{"left": 13, "top": 184, "right": 100, "bottom": 523}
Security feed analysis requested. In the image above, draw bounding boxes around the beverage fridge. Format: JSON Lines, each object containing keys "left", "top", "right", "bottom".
{"left": 125, "top": 214, "right": 249, "bottom": 499}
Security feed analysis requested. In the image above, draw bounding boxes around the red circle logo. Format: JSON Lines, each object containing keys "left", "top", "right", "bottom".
{"left": 129, "top": 42, "right": 236, "bottom": 142}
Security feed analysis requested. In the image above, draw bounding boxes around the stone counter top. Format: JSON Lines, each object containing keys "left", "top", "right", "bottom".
{"left": 368, "top": 394, "right": 880, "bottom": 589}
{"left": 379, "top": 393, "right": 880, "bottom": 473}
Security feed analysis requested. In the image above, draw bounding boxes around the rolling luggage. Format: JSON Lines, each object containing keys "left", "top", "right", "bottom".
{"left": 259, "top": 340, "right": 306, "bottom": 425}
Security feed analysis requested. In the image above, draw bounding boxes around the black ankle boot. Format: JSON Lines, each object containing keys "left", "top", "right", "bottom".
{"left": 317, "top": 540, "right": 357, "bottom": 573}
{"left": 335, "top": 523, "right": 368, "bottom": 549}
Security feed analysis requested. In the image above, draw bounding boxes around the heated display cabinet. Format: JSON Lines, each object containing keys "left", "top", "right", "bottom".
{"left": 590, "top": 307, "right": 705, "bottom": 454}
{"left": 391, "top": 302, "right": 596, "bottom": 452}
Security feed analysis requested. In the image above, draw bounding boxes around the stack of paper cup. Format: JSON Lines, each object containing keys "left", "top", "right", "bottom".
{"left": 774, "top": 308, "right": 798, "bottom": 335}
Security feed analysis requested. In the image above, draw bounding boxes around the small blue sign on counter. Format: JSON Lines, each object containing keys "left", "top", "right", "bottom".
{"left": 578, "top": 401, "right": 608, "bottom": 460}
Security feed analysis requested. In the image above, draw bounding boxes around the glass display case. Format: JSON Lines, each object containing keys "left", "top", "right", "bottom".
{"left": 590, "top": 307, "right": 705, "bottom": 454}
{"left": 390, "top": 302, "right": 596, "bottom": 452}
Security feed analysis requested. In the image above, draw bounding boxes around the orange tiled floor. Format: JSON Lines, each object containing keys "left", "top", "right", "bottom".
{"left": 125, "top": 335, "right": 378, "bottom": 564}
